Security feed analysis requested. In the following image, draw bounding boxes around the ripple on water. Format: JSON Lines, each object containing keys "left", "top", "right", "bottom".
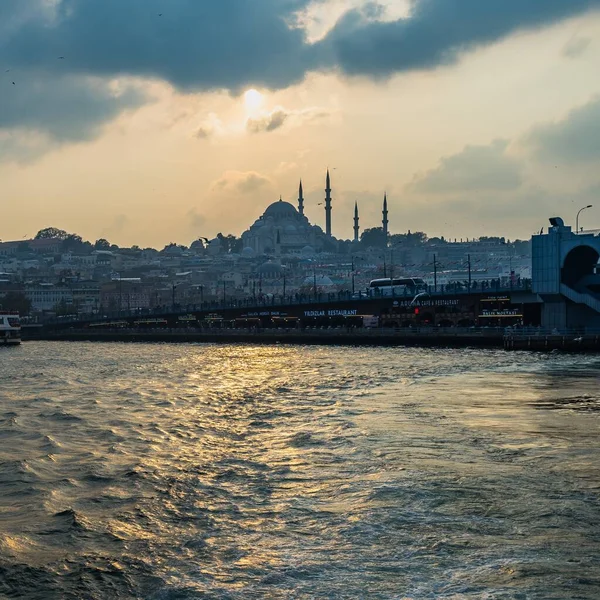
{"left": 0, "top": 342, "right": 598, "bottom": 599}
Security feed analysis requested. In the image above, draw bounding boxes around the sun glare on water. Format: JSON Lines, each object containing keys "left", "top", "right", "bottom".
{"left": 244, "top": 88, "right": 264, "bottom": 114}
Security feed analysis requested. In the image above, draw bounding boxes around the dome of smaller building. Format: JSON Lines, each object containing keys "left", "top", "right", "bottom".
{"left": 301, "top": 245, "right": 315, "bottom": 258}
{"left": 285, "top": 224, "right": 297, "bottom": 234}
{"left": 241, "top": 247, "right": 255, "bottom": 258}
{"left": 257, "top": 261, "right": 283, "bottom": 276}
{"left": 263, "top": 200, "right": 298, "bottom": 219}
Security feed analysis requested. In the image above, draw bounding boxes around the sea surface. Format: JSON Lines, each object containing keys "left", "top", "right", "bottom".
{"left": 0, "top": 342, "right": 599, "bottom": 599}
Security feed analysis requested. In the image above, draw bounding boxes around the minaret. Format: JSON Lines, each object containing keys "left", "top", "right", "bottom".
{"left": 382, "top": 192, "right": 389, "bottom": 241}
{"left": 298, "top": 180, "right": 304, "bottom": 216}
{"left": 325, "top": 169, "right": 332, "bottom": 236}
{"left": 353, "top": 202, "right": 360, "bottom": 243}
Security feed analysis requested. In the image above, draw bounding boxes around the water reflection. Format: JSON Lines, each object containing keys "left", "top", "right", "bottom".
{"left": 0, "top": 342, "right": 598, "bottom": 598}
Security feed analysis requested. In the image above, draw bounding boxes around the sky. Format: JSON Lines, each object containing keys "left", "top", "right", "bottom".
{"left": 1, "top": 0, "right": 600, "bottom": 248}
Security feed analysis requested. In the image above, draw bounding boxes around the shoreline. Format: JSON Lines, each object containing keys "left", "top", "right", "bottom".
{"left": 21, "top": 328, "right": 600, "bottom": 351}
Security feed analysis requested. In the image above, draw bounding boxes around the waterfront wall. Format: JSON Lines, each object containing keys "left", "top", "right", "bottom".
{"left": 24, "top": 327, "right": 506, "bottom": 349}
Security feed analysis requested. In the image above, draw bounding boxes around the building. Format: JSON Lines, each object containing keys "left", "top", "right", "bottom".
{"left": 100, "top": 279, "right": 151, "bottom": 312}
{"left": 25, "top": 285, "right": 73, "bottom": 312}
{"left": 241, "top": 176, "right": 334, "bottom": 255}
{"left": 532, "top": 216, "right": 600, "bottom": 328}
{"left": 241, "top": 172, "right": 392, "bottom": 256}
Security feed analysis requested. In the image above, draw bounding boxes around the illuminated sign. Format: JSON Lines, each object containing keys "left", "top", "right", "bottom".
{"left": 304, "top": 309, "right": 358, "bottom": 317}
{"left": 393, "top": 299, "right": 460, "bottom": 308}
{"left": 479, "top": 310, "right": 523, "bottom": 318}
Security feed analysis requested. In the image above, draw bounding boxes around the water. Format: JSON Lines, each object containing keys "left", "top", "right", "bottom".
{"left": 0, "top": 342, "right": 599, "bottom": 599}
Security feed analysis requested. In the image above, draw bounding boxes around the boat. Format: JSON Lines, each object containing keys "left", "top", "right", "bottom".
{"left": 0, "top": 312, "right": 21, "bottom": 345}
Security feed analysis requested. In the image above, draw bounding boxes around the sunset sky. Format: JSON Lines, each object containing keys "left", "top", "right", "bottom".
{"left": 2, "top": 0, "right": 600, "bottom": 248}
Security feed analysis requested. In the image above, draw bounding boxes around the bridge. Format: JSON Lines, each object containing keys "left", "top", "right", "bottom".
{"left": 532, "top": 217, "right": 600, "bottom": 329}
{"left": 34, "top": 282, "right": 537, "bottom": 333}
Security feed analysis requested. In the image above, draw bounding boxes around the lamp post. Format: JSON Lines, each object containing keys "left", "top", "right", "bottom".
{"left": 467, "top": 254, "right": 472, "bottom": 292}
{"left": 433, "top": 254, "right": 437, "bottom": 293}
{"left": 576, "top": 205, "right": 593, "bottom": 234}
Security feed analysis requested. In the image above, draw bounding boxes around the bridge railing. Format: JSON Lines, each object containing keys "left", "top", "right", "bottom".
{"left": 40, "top": 280, "right": 533, "bottom": 326}
{"left": 37, "top": 325, "right": 509, "bottom": 338}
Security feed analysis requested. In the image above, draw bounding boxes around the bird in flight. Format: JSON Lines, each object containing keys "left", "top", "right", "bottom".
{"left": 12, "top": 82, "right": 15, "bottom": 85}
{"left": 5, "top": 69, "right": 9, "bottom": 72}
{"left": 317, "top": 202, "right": 323, "bottom": 206}
{"left": 58, "top": 56, "right": 65, "bottom": 59}
{"left": 158, "top": 13, "right": 163, "bottom": 16}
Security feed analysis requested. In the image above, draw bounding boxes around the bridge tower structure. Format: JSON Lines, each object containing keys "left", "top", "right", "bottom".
{"left": 532, "top": 216, "right": 600, "bottom": 328}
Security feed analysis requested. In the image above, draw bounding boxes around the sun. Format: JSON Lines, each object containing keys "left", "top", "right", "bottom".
{"left": 244, "top": 88, "right": 264, "bottom": 114}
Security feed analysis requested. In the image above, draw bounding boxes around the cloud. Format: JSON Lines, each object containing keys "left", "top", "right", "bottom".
{"left": 409, "top": 139, "right": 523, "bottom": 194}
{"left": 0, "top": 0, "right": 598, "bottom": 159}
{"left": 194, "top": 113, "right": 224, "bottom": 139}
{"left": 523, "top": 96, "right": 600, "bottom": 164}
{"left": 210, "top": 171, "right": 274, "bottom": 195}
{"left": 0, "top": 74, "right": 146, "bottom": 159}
{"left": 246, "top": 106, "right": 331, "bottom": 133}
{"left": 0, "top": 0, "right": 313, "bottom": 91}
{"left": 562, "top": 35, "right": 592, "bottom": 58}
{"left": 318, "top": 0, "right": 600, "bottom": 77}
{"left": 3, "top": 1, "right": 598, "bottom": 91}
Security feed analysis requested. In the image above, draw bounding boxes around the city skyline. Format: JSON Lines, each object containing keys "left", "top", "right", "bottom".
{"left": 2, "top": 1, "right": 600, "bottom": 247}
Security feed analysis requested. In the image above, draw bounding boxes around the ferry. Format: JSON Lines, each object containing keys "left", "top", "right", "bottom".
{"left": 0, "top": 312, "right": 21, "bottom": 345}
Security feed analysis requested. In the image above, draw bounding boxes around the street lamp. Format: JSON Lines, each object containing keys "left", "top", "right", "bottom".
{"left": 576, "top": 205, "right": 593, "bottom": 234}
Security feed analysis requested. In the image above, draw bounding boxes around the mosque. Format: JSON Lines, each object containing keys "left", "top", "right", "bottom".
{"left": 240, "top": 170, "right": 389, "bottom": 256}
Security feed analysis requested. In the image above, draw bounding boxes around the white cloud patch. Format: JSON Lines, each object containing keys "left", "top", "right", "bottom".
{"left": 409, "top": 139, "right": 523, "bottom": 194}
{"left": 246, "top": 106, "right": 331, "bottom": 134}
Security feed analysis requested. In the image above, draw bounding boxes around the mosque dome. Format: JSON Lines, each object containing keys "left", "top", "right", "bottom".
{"left": 301, "top": 245, "right": 315, "bottom": 257}
{"left": 285, "top": 224, "right": 297, "bottom": 234}
{"left": 257, "top": 261, "right": 283, "bottom": 276}
{"left": 263, "top": 200, "right": 298, "bottom": 219}
{"left": 241, "top": 247, "right": 255, "bottom": 258}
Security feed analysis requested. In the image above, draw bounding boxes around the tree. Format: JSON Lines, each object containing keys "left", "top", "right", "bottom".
{"left": 35, "top": 227, "right": 69, "bottom": 240}
{"left": 0, "top": 292, "right": 32, "bottom": 315}
{"left": 390, "top": 231, "right": 428, "bottom": 247}
{"left": 94, "top": 238, "right": 111, "bottom": 250}
{"left": 428, "top": 236, "right": 447, "bottom": 245}
{"left": 479, "top": 236, "right": 506, "bottom": 244}
{"left": 60, "top": 234, "right": 84, "bottom": 253}
{"left": 360, "top": 227, "right": 387, "bottom": 249}
{"left": 226, "top": 234, "right": 243, "bottom": 254}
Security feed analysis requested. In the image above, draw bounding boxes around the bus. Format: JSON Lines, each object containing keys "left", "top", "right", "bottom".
{"left": 368, "top": 277, "right": 427, "bottom": 296}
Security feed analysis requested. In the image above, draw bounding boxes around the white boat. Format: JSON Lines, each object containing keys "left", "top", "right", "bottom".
{"left": 0, "top": 312, "right": 21, "bottom": 345}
